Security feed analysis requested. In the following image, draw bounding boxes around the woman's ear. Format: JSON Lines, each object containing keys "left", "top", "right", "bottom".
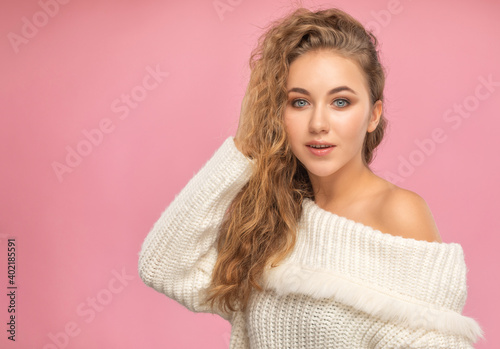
{"left": 367, "top": 100, "right": 383, "bottom": 133}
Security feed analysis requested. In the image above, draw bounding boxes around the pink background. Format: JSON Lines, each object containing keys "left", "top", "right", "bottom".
{"left": 1, "top": 0, "right": 498, "bottom": 348}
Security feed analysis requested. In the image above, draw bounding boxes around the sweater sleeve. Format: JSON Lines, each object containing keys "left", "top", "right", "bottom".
{"left": 408, "top": 330, "right": 477, "bottom": 348}
{"left": 137, "top": 136, "right": 253, "bottom": 322}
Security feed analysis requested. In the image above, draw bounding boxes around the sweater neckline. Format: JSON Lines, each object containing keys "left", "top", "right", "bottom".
{"left": 261, "top": 197, "right": 482, "bottom": 342}
{"left": 302, "top": 197, "right": 459, "bottom": 248}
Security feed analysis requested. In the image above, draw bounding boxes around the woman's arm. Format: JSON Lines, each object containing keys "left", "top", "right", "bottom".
{"left": 137, "top": 137, "right": 253, "bottom": 321}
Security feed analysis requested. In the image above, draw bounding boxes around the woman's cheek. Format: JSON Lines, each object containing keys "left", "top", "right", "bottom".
{"left": 335, "top": 113, "right": 367, "bottom": 143}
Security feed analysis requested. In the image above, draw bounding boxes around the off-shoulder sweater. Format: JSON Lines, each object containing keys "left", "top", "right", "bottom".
{"left": 138, "top": 136, "right": 483, "bottom": 349}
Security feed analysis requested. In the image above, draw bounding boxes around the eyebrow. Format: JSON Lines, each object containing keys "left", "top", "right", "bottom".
{"left": 287, "top": 86, "right": 357, "bottom": 96}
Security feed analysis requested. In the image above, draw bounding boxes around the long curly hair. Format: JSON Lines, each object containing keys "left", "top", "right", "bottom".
{"left": 201, "top": 6, "right": 387, "bottom": 315}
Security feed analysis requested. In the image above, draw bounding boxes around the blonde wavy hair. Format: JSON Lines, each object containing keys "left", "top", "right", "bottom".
{"left": 202, "top": 7, "right": 387, "bottom": 315}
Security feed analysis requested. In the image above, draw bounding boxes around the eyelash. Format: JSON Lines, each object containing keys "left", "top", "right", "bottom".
{"left": 291, "top": 98, "right": 351, "bottom": 108}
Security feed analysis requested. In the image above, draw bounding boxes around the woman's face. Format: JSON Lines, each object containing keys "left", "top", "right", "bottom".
{"left": 283, "top": 49, "right": 382, "bottom": 180}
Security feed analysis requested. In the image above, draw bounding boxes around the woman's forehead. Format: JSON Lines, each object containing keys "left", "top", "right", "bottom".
{"left": 286, "top": 50, "right": 369, "bottom": 97}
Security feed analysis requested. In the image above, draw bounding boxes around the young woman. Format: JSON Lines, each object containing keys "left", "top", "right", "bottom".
{"left": 138, "top": 7, "right": 483, "bottom": 348}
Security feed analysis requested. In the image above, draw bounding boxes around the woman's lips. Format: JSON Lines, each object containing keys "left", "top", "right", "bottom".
{"left": 306, "top": 145, "right": 336, "bottom": 156}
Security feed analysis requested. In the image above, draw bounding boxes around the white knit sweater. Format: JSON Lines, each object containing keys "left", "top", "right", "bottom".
{"left": 138, "top": 137, "right": 483, "bottom": 349}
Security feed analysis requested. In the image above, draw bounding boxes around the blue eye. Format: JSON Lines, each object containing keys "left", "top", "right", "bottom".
{"left": 292, "top": 99, "right": 308, "bottom": 108}
{"left": 291, "top": 98, "right": 350, "bottom": 108}
{"left": 334, "top": 98, "right": 350, "bottom": 108}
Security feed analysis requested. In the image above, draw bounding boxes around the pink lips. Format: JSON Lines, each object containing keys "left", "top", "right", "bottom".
{"left": 307, "top": 145, "right": 335, "bottom": 156}
{"left": 306, "top": 141, "right": 336, "bottom": 156}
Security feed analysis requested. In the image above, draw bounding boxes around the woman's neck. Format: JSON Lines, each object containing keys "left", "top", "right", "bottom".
{"left": 309, "top": 158, "right": 377, "bottom": 212}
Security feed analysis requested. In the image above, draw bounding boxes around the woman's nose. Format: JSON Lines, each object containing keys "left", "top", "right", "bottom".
{"left": 309, "top": 105, "right": 330, "bottom": 134}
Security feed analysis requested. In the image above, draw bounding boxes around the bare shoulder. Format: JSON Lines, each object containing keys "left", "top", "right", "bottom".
{"left": 375, "top": 182, "right": 443, "bottom": 243}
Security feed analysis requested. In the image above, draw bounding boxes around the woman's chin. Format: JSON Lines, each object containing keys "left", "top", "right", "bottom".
{"left": 305, "top": 166, "right": 341, "bottom": 179}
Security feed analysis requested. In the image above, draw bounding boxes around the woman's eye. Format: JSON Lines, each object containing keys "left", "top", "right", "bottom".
{"left": 291, "top": 98, "right": 350, "bottom": 108}
{"left": 292, "top": 99, "right": 308, "bottom": 108}
{"left": 334, "top": 98, "right": 350, "bottom": 108}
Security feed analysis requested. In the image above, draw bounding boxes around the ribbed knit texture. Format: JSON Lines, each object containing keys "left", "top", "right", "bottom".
{"left": 138, "top": 136, "right": 483, "bottom": 349}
